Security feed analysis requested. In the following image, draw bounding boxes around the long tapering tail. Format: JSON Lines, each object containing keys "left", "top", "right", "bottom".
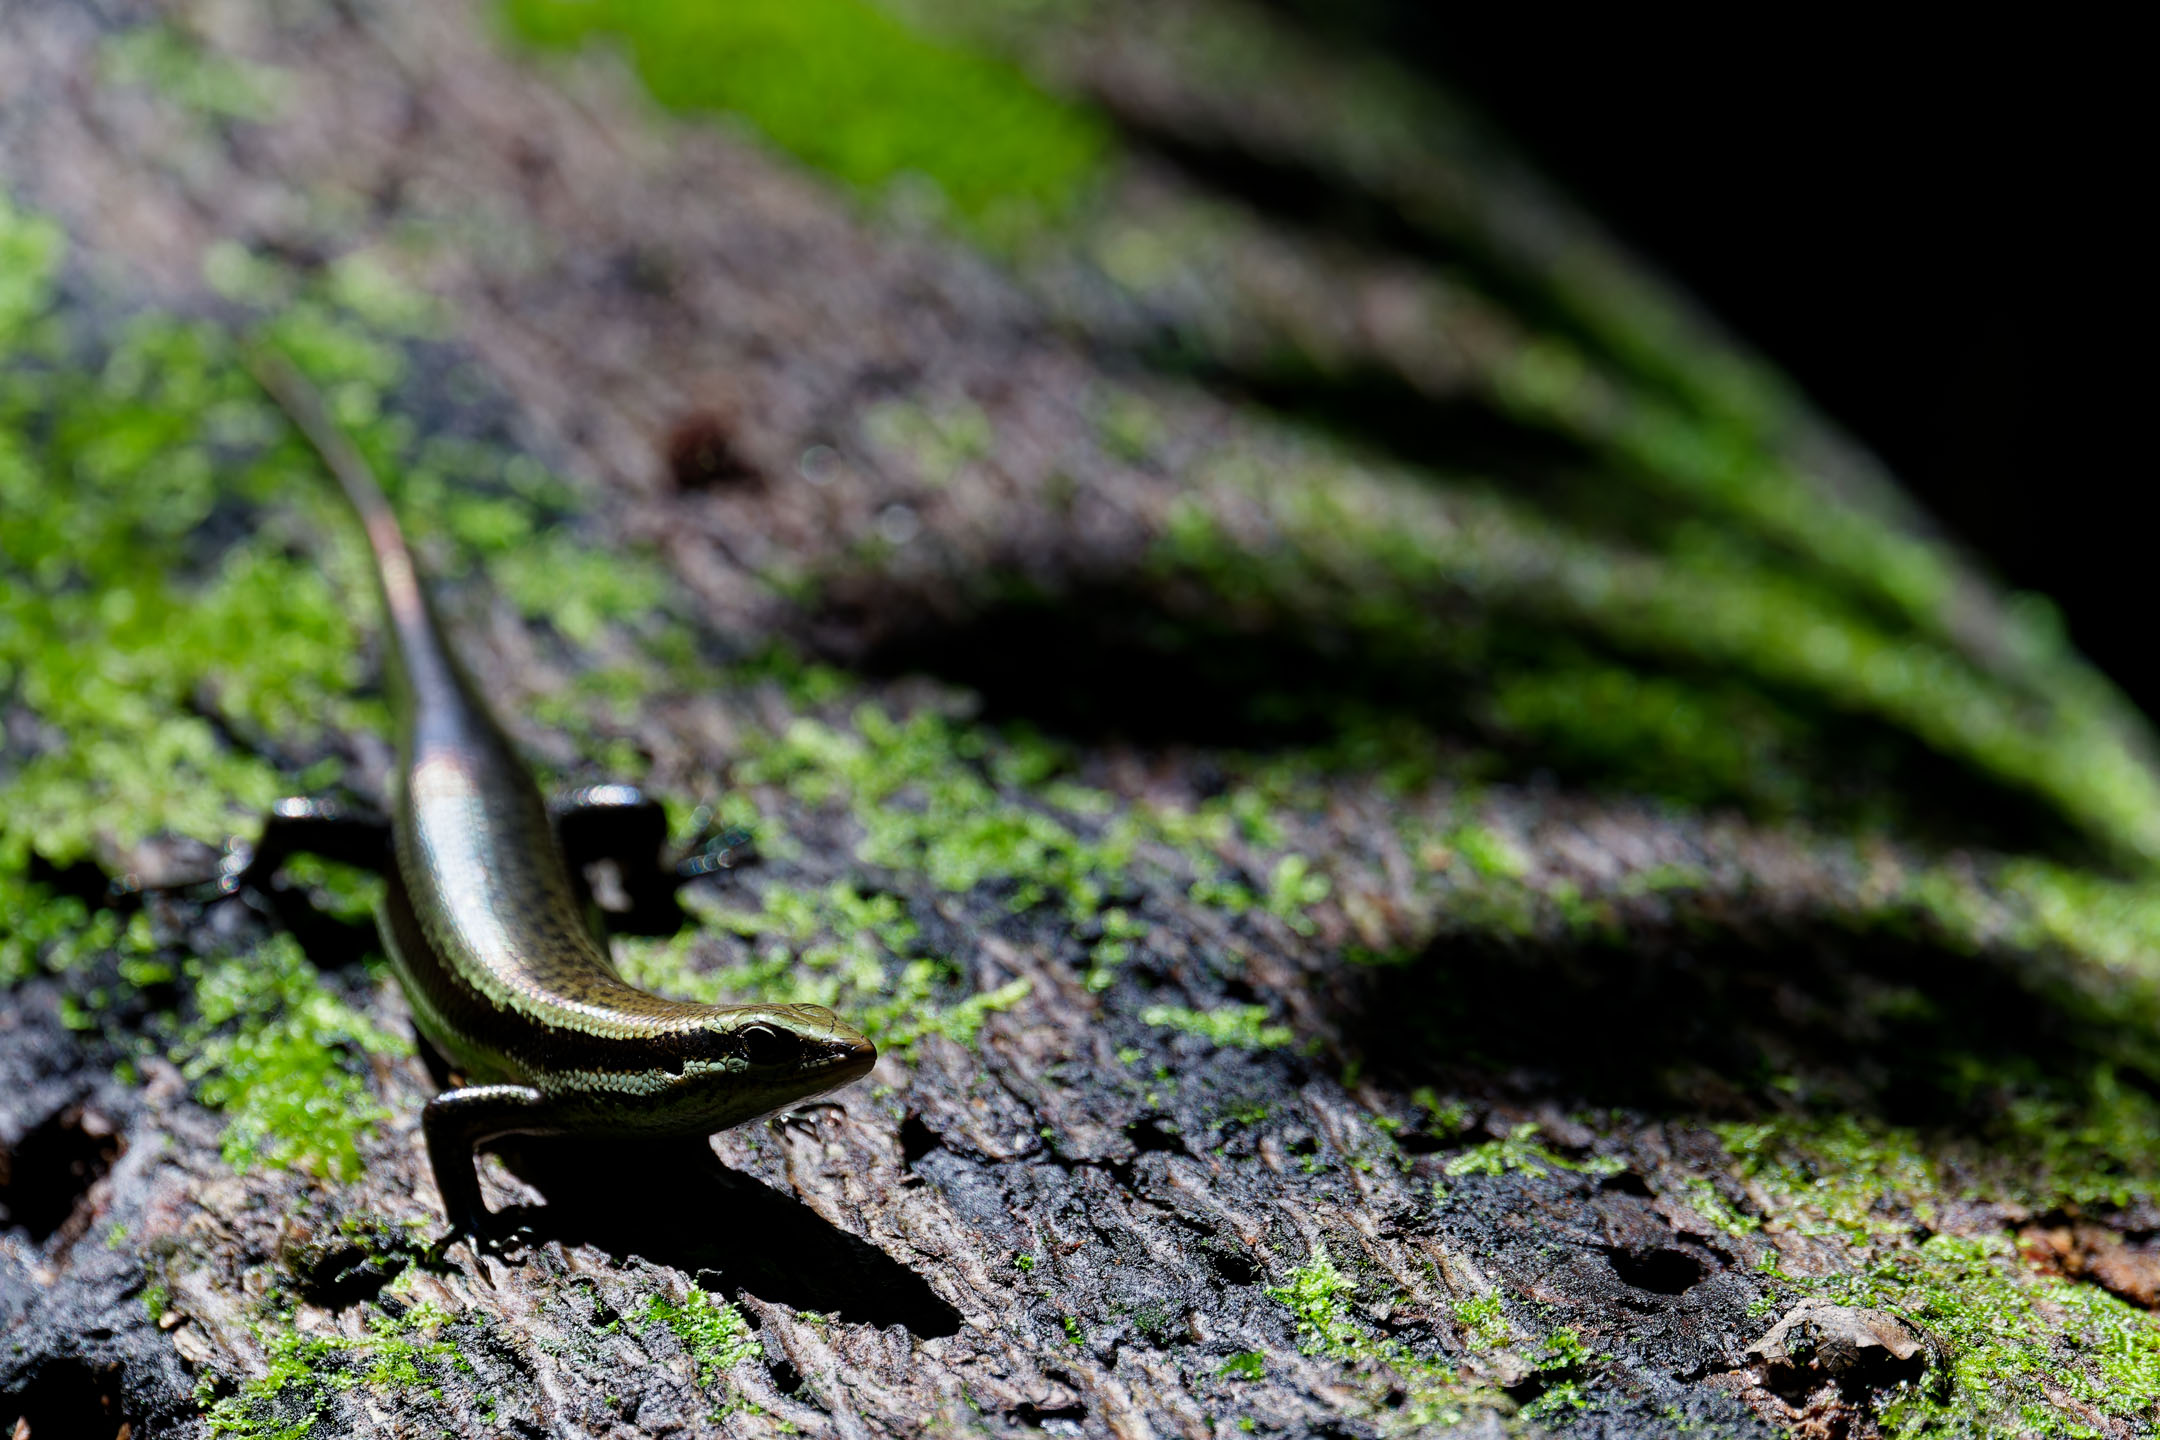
{"left": 244, "top": 342, "right": 458, "bottom": 720}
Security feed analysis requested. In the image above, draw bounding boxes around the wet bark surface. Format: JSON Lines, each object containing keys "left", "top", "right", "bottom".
{"left": 6, "top": 3, "right": 2160, "bottom": 1438}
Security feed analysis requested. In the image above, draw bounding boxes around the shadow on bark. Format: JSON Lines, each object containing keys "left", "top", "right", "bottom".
{"left": 1338, "top": 916, "right": 2160, "bottom": 1137}
{"left": 491, "top": 1134, "right": 964, "bottom": 1338}
{"left": 846, "top": 583, "right": 2096, "bottom": 863}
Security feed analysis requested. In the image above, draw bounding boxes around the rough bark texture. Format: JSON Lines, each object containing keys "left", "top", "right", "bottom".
{"left": 7, "top": 3, "right": 2160, "bottom": 1438}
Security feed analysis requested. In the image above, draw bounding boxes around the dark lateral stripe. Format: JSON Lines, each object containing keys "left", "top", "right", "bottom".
{"left": 381, "top": 866, "right": 718, "bottom": 1085}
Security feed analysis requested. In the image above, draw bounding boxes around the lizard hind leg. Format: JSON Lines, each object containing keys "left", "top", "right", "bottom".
{"left": 220, "top": 794, "right": 392, "bottom": 895}
{"left": 551, "top": 783, "right": 688, "bottom": 937}
{"left": 107, "top": 795, "right": 394, "bottom": 964}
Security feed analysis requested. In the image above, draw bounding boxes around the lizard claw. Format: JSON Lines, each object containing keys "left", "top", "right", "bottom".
{"left": 676, "top": 825, "right": 757, "bottom": 879}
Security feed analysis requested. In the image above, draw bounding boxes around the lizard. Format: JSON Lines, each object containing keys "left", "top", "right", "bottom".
{"left": 225, "top": 346, "right": 876, "bottom": 1233}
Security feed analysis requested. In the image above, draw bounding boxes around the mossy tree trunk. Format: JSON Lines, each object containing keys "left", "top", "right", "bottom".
{"left": 7, "top": 3, "right": 2160, "bottom": 1438}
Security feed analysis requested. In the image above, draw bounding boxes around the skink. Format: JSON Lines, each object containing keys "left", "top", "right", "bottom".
{"left": 242, "top": 350, "right": 876, "bottom": 1232}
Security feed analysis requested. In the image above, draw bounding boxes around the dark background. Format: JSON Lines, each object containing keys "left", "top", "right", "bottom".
{"left": 1302, "top": 9, "right": 2151, "bottom": 719}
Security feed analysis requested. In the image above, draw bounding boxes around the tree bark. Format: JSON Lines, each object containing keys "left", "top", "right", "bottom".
{"left": 6, "top": 3, "right": 2160, "bottom": 1438}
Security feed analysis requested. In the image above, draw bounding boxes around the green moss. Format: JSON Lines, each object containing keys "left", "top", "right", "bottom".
{"left": 173, "top": 936, "right": 405, "bottom": 1182}
{"left": 205, "top": 1301, "right": 467, "bottom": 1438}
{"left": 1441, "top": 1122, "right": 1622, "bottom": 1181}
{"left": 1, "top": 875, "right": 119, "bottom": 985}
{"left": 1094, "top": 390, "right": 1169, "bottom": 466}
{"left": 862, "top": 396, "right": 995, "bottom": 487}
{"left": 738, "top": 707, "right": 1137, "bottom": 916}
{"left": 615, "top": 881, "right": 1028, "bottom": 1059}
{"left": 1266, "top": 1245, "right": 1496, "bottom": 1432}
{"left": 1536, "top": 1327, "right": 1589, "bottom": 1370}
{"left": 1081, "top": 906, "right": 1149, "bottom": 992}
{"left": 493, "top": 530, "right": 670, "bottom": 648}
{"left": 1859, "top": 1234, "right": 2160, "bottom": 1435}
{"left": 1141, "top": 1003, "right": 1294, "bottom": 1051}
{"left": 1264, "top": 854, "right": 1331, "bottom": 933}
{"left": 1722, "top": 1116, "right": 2160, "bottom": 1433}
{"left": 859, "top": 962, "right": 1031, "bottom": 1054}
{"left": 1519, "top": 1379, "right": 1588, "bottom": 1424}
{"left": 322, "top": 250, "right": 447, "bottom": 338}
{"left": 645, "top": 1288, "right": 761, "bottom": 1386}
{"left": 1451, "top": 1293, "right": 1509, "bottom": 1350}
{"left": 1218, "top": 1351, "right": 1266, "bottom": 1380}
{"left": 100, "top": 23, "right": 291, "bottom": 123}
{"left": 1999, "top": 861, "right": 2160, "bottom": 975}
{"left": 1674, "top": 1176, "right": 1761, "bottom": 1243}
{"left": 0, "top": 195, "right": 63, "bottom": 345}
{"left": 717, "top": 684, "right": 1348, "bottom": 947}
{"left": 1269, "top": 1250, "right": 1359, "bottom": 1358}
{"left": 0, "top": 280, "right": 430, "bottom": 874}
{"left": 1487, "top": 663, "right": 1805, "bottom": 811}
{"left": 1152, "top": 446, "right": 2160, "bottom": 868}
{"left": 500, "top": 0, "right": 1107, "bottom": 242}
{"left": 278, "top": 857, "right": 387, "bottom": 929}
{"left": 680, "top": 650, "right": 1363, "bottom": 950}
{"left": 1447, "top": 824, "right": 1529, "bottom": 881}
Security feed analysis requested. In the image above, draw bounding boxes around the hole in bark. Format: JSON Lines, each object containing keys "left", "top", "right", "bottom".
{"left": 665, "top": 411, "right": 757, "bottom": 490}
{"left": 899, "top": 1114, "right": 940, "bottom": 1168}
{"left": 1599, "top": 1170, "right": 1656, "bottom": 1197}
{"left": 290, "top": 1241, "right": 408, "bottom": 1311}
{"left": 3, "top": 1355, "right": 136, "bottom": 1440}
{"left": 1607, "top": 1246, "right": 1708, "bottom": 1295}
{"left": 607, "top": 246, "right": 676, "bottom": 298}
{"left": 1008, "top": 1401, "right": 1088, "bottom": 1428}
{"left": 1204, "top": 1242, "right": 1260, "bottom": 1286}
{"left": 765, "top": 1355, "right": 808, "bottom": 1400}
{"left": 0, "top": 1105, "right": 122, "bottom": 1244}
{"left": 1123, "top": 1117, "right": 1184, "bottom": 1156}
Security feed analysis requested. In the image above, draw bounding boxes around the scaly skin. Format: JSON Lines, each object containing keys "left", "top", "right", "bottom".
{"left": 248, "top": 350, "right": 876, "bottom": 1231}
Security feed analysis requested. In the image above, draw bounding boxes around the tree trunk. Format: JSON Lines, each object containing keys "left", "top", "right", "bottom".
{"left": 6, "top": 3, "right": 2160, "bottom": 1438}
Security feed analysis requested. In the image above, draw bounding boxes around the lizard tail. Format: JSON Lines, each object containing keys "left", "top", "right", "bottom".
{"left": 243, "top": 341, "right": 446, "bottom": 699}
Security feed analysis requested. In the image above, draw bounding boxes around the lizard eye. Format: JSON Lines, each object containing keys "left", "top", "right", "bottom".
{"left": 738, "top": 1023, "right": 800, "bottom": 1067}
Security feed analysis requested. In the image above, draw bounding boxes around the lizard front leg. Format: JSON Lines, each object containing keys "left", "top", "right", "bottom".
{"left": 420, "top": 1084, "right": 554, "bottom": 1235}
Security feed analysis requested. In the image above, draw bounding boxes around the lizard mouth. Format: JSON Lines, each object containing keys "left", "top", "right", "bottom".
{"left": 771, "top": 1003, "right": 877, "bottom": 1086}
{"left": 816, "top": 1030, "right": 878, "bottom": 1087}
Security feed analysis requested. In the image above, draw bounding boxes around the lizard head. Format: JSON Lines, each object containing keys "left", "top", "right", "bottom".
{"left": 667, "top": 1003, "right": 877, "bottom": 1130}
